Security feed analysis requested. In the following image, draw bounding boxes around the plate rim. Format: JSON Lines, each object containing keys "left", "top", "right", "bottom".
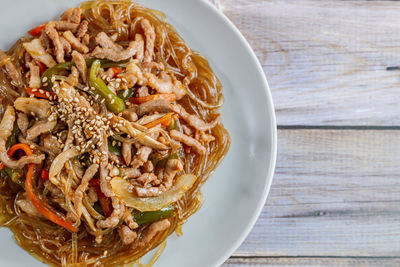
{"left": 199, "top": 1, "right": 278, "bottom": 266}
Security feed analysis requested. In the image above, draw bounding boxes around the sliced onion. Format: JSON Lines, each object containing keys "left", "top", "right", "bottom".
{"left": 49, "top": 147, "right": 81, "bottom": 183}
{"left": 110, "top": 174, "right": 197, "bottom": 212}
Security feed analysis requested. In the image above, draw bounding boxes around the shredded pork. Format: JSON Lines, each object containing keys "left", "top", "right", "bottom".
{"left": 139, "top": 219, "right": 171, "bottom": 246}
{"left": 121, "top": 167, "right": 141, "bottom": 178}
{"left": 134, "top": 159, "right": 183, "bottom": 197}
{"left": 45, "top": 24, "right": 65, "bottom": 63}
{"left": 16, "top": 112, "right": 28, "bottom": 136}
{"left": 66, "top": 66, "right": 79, "bottom": 87}
{"left": 52, "top": 21, "right": 79, "bottom": 32}
{"left": 71, "top": 51, "right": 87, "bottom": 83}
{"left": 122, "top": 142, "right": 132, "bottom": 166}
{"left": 23, "top": 38, "right": 56, "bottom": 67}
{"left": 170, "top": 130, "right": 206, "bottom": 155}
{"left": 60, "top": 36, "right": 72, "bottom": 55}
{"left": 92, "top": 41, "right": 139, "bottom": 62}
{"left": 14, "top": 97, "right": 51, "bottom": 119}
{"left": 26, "top": 119, "right": 57, "bottom": 140}
{"left": 97, "top": 196, "right": 125, "bottom": 228}
{"left": 141, "top": 19, "right": 155, "bottom": 63}
{"left": 28, "top": 62, "right": 41, "bottom": 89}
{"left": 63, "top": 31, "right": 89, "bottom": 54}
{"left": 42, "top": 134, "right": 62, "bottom": 155}
{"left": 76, "top": 20, "right": 89, "bottom": 39}
{"left": 60, "top": 7, "right": 81, "bottom": 24}
{"left": 0, "top": 106, "right": 44, "bottom": 168}
{"left": 138, "top": 99, "right": 171, "bottom": 116}
{"left": 170, "top": 103, "right": 220, "bottom": 131}
{"left": 0, "top": 49, "right": 21, "bottom": 86}
{"left": 74, "top": 163, "right": 99, "bottom": 217}
{"left": 16, "top": 193, "right": 44, "bottom": 218}
{"left": 118, "top": 225, "right": 137, "bottom": 245}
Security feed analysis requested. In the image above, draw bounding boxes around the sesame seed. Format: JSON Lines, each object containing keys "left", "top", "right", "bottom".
{"left": 43, "top": 83, "right": 48, "bottom": 87}
{"left": 42, "top": 77, "right": 48, "bottom": 82}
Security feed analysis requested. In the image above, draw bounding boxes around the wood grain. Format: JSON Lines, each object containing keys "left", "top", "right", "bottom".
{"left": 223, "top": 257, "right": 400, "bottom": 267}
{"left": 231, "top": 129, "right": 400, "bottom": 257}
{"left": 210, "top": 0, "right": 400, "bottom": 266}
{"left": 219, "top": 0, "right": 400, "bottom": 126}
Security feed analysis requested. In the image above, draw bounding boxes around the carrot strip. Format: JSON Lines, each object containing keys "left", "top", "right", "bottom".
{"left": 28, "top": 23, "right": 46, "bottom": 36}
{"left": 25, "top": 163, "right": 77, "bottom": 232}
{"left": 110, "top": 67, "right": 123, "bottom": 78}
{"left": 25, "top": 87, "right": 56, "bottom": 99}
{"left": 1, "top": 143, "right": 77, "bottom": 232}
{"left": 41, "top": 170, "right": 49, "bottom": 180}
{"left": 89, "top": 178, "right": 112, "bottom": 216}
{"left": 129, "top": 93, "right": 176, "bottom": 104}
{"left": 7, "top": 143, "right": 32, "bottom": 156}
{"left": 38, "top": 62, "right": 47, "bottom": 75}
{"left": 144, "top": 113, "right": 174, "bottom": 129}
{"left": 97, "top": 187, "right": 112, "bottom": 217}
{"left": 0, "top": 143, "right": 32, "bottom": 170}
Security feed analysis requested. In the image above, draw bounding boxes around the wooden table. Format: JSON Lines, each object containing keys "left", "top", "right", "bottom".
{"left": 211, "top": 1, "right": 400, "bottom": 266}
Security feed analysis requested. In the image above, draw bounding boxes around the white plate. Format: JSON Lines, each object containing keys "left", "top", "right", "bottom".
{"left": 0, "top": 0, "right": 277, "bottom": 266}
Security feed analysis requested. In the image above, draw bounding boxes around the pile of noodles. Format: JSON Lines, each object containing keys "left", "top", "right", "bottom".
{"left": 0, "top": 1, "right": 230, "bottom": 266}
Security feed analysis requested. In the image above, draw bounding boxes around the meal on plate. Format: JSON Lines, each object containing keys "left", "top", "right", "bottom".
{"left": 0, "top": 1, "right": 230, "bottom": 265}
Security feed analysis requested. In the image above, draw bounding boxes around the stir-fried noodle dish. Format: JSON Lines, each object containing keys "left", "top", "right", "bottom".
{"left": 0, "top": 1, "right": 230, "bottom": 266}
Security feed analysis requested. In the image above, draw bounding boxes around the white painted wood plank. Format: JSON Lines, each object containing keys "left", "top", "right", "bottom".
{"left": 223, "top": 257, "right": 400, "bottom": 267}
{"left": 219, "top": 0, "right": 400, "bottom": 125}
{"left": 229, "top": 129, "right": 400, "bottom": 257}
{"left": 234, "top": 201, "right": 400, "bottom": 257}
{"left": 270, "top": 129, "right": 400, "bottom": 205}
